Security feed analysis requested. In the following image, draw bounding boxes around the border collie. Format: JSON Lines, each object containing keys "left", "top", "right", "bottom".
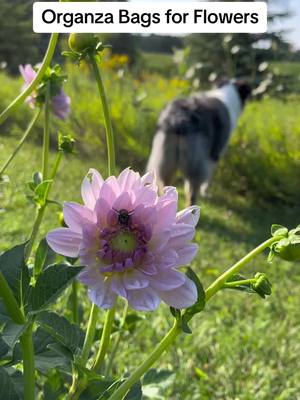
{"left": 146, "top": 80, "right": 251, "bottom": 205}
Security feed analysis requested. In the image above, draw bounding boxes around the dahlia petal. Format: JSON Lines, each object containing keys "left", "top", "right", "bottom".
{"left": 141, "top": 171, "right": 158, "bottom": 191}
{"left": 148, "top": 269, "right": 185, "bottom": 290}
{"left": 149, "top": 230, "right": 171, "bottom": 252}
{"left": 176, "top": 206, "right": 200, "bottom": 227}
{"left": 169, "top": 223, "right": 195, "bottom": 247}
{"left": 19, "top": 64, "right": 36, "bottom": 85}
{"left": 157, "top": 276, "right": 197, "bottom": 308}
{"left": 156, "top": 249, "right": 178, "bottom": 269}
{"left": 113, "top": 191, "right": 133, "bottom": 211}
{"left": 46, "top": 228, "right": 81, "bottom": 257}
{"left": 122, "top": 270, "right": 149, "bottom": 290}
{"left": 95, "top": 197, "right": 111, "bottom": 226}
{"left": 127, "top": 287, "right": 160, "bottom": 311}
{"left": 63, "top": 202, "right": 95, "bottom": 232}
{"left": 111, "top": 275, "right": 127, "bottom": 297}
{"left": 51, "top": 91, "right": 71, "bottom": 120}
{"left": 88, "top": 277, "right": 116, "bottom": 309}
{"left": 100, "top": 177, "right": 119, "bottom": 204}
{"left": 155, "top": 202, "right": 177, "bottom": 231}
{"left": 78, "top": 267, "right": 100, "bottom": 285}
{"left": 176, "top": 243, "right": 199, "bottom": 266}
{"left": 117, "top": 168, "right": 141, "bottom": 191}
{"left": 131, "top": 205, "right": 157, "bottom": 227}
{"left": 132, "top": 187, "right": 157, "bottom": 206}
{"left": 81, "top": 169, "right": 104, "bottom": 209}
{"left": 137, "top": 262, "right": 157, "bottom": 275}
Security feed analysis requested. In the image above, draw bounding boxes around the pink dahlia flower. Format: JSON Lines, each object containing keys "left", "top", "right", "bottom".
{"left": 19, "top": 64, "right": 71, "bottom": 120}
{"left": 47, "top": 168, "right": 200, "bottom": 311}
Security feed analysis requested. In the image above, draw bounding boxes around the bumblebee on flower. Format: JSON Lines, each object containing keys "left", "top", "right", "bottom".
{"left": 47, "top": 168, "right": 200, "bottom": 311}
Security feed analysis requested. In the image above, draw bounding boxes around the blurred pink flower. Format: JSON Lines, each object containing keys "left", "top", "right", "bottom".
{"left": 19, "top": 64, "right": 70, "bottom": 120}
{"left": 47, "top": 168, "right": 200, "bottom": 311}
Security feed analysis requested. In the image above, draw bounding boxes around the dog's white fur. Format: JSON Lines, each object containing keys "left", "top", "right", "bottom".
{"left": 208, "top": 83, "right": 242, "bottom": 131}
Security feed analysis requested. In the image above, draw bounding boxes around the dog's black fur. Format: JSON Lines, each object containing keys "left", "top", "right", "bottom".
{"left": 147, "top": 80, "right": 251, "bottom": 205}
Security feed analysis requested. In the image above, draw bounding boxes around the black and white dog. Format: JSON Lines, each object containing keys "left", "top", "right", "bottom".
{"left": 147, "top": 80, "right": 251, "bottom": 205}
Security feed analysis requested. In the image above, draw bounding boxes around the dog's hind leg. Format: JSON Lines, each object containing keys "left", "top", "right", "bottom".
{"left": 179, "top": 134, "right": 213, "bottom": 205}
{"left": 147, "top": 130, "right": 178, "bottom": 192}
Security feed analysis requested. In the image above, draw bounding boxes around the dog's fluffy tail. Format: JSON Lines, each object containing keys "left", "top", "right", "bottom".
{"left": 147, "top": 130, "right": 214, "bottom": 204}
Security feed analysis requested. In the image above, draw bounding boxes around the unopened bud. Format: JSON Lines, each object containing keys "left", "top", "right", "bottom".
{"left": 68, "top": 33, "right": 98, "bottom": 53}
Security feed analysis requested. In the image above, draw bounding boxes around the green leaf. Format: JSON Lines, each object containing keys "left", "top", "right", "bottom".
{"left": 123, "top": 313, "right": 145, "bottom": 333}
{"left": 0, "top": 335, "right": 9, "bottom": 357}
{"left": 36, "top": 311, "right": 84, "bottom": 354}
{"left": 0, "top": 367, "right": 20, "bottom": 400}
{"left": 34, "top": 180, "right": 53, "bottom": 206}
{"left": 2, "top": 319, "right": 29, "bottom": 349}
{"left": 34, "top": 238, "right": 56, "bottom": 276}
{"left": 28, "top": 263, "right": 83, "bottom": 311}
{"left": 143, "top": 369, "right": 174, "bottom": 386}
{"left": 271, "top": 224, "right": 288, "bottom": 237}
{"left": 0, "top": 242, "right": 29, "bottom": 306}
{"left": 97, "top": 380, "right": 142, "bottom": 400}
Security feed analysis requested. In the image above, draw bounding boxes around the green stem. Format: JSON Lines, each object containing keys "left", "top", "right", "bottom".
{"left": 71, "top": 281, "right": 79, "bottom": 324}
{"left": 79, "top": 303, "right": 99, "bottom": 366}
{"left": 0, "top": 272, "right": 25, "bottom": 324}
{"left": 105, "top": 301, "right": 128, "bottom": 376}
{"left": 0, "top": 108, "right": 41, "bottom": 176}
{"left": 223, "top": 278, "right": 256, "bottom": 288}
{"left": 90, "top": 55, "right": 116, "bottom": 175}
{"left": 108, "top": 322, "right": 181, "bottom": 400}
{"left": 92, "top": 305, "right": 116, "bottom": 372}
{"left": 20, "top": 323, "right": 35, "bottom": 400}
{"left": 26, "top": 151, "right": 63, "bottom": 262}
{"left": 42, "top": 84, "right": 51, "bottom": 180}
{"left": 0, "top": 33, "right": 58, "bottom": 125}
{"left": 205, "top": 236, "right": 280, "bottom": 302}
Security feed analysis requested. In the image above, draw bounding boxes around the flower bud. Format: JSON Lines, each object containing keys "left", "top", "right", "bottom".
{"left": 68, "top": 33, "right": 98, "bottom": 53}
{"left": 275, "top": 239, "right": 300, "bottom": 262}
{"left": 58, "top": 133, "right": 75, "bottom": 154}
{"left": 252, "top": 273, "right": 272, "bottom": 298}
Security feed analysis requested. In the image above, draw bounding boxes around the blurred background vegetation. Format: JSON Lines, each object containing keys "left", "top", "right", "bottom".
{"left": 0, "top": 0, "right": 300, "bottom": 399}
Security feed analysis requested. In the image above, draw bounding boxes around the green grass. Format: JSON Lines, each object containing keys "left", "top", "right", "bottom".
{"left": 0, "top": 136, "right": 299, "bottom": 399}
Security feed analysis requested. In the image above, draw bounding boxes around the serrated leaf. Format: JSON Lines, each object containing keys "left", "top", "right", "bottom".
{"left": 36, "top": 311, "right": 84, "bottom": 353}
{"left": 0, "top": 367, "right": 20, "bottom": 400}
{"left": 28, "top": 263, "right": 83, "bottom": 311}
{"left": 0, "top": 242, "right": 29, "bottom": 306}
{"left": 2, "top": 319, "right": 29, "bottom": 349}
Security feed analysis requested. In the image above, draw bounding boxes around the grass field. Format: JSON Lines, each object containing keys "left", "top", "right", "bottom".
{"left": 0, "top": 133, "right": 299, "bottom": 399}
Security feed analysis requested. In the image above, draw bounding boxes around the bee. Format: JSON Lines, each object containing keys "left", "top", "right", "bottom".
{"left": 113, "top": 208, "right": 134, "bottom": 226}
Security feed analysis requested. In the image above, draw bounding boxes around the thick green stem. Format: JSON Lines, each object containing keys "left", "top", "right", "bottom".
{"left": 80, "top": 303, "right": 99, "bottom": 366}
{"left": 0, "top": 33, "right": 58, "bottom": 124}
{"left": 108, "top": 322, "right": 181, "bottom": 400}
{"left": 42, "top": 84, "right": 51, "bottom": 180}
{"left": 92, "top": 305, "right": 116, "bottom": 372}
{"left": 0, "top": 108, "right": 41, "bottom": 176}
{"left": 0, "top": 272, "right": 25, "bottom": 324}
{"left": 90, "top": 55, "right": 116, "bottom": 175}
{"left": 205, "top": 236, "right": 280, "bottom": 302}
{"left": 20, "top": 323, "right": 35, "bottom": 400}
